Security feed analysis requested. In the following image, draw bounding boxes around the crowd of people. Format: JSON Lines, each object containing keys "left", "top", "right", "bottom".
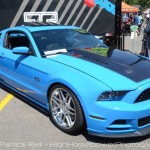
{"left": 122, "top": 13, "right": 143, "bottom": 35}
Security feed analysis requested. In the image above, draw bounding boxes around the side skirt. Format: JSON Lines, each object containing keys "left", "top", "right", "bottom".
{"left": 0, "top": 80, "right": 49, "bottom": 116}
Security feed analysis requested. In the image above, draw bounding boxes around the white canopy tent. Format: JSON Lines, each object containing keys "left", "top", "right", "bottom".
{"left": 143, "top": 8, "right": 150, "bottom": 14}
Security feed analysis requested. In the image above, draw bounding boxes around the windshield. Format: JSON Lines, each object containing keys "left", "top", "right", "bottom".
{"left": 32, "top": 29, "right": 108, "bottom": 57}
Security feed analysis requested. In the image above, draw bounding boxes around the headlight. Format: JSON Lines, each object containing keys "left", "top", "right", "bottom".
{"left": 97, "top": 91, "right": 128, "bottom": 101}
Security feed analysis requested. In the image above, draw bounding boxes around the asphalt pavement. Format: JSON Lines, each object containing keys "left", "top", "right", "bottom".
{"left": 124, "top": 24, "right": 145, "bottom": 54}
{"left": 124, "top": 32, "right": 143, "bottom": 54}
{"left": 1, "top": 32, "right": 150, "bottom": 150}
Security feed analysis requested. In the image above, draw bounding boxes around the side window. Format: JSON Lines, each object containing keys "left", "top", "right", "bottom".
{"left": 4, "top": 31, "right": 35, "bottom": 56}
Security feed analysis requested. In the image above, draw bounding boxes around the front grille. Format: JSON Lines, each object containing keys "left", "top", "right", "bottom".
{"left": 134, "top": 88, "right": 150, "bottom": 103}
{"left": 138, "top": 116, "right": 150, "bottom": 127}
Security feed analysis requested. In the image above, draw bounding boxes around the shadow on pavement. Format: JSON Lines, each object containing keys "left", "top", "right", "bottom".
{"left": 81, "top": 130, "right": 150, "bottom": 144}
{"left": 1, "top": 84, "right": 150, "bottom": 144}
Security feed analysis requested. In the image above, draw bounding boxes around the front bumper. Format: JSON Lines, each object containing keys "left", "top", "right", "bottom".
{"left": 86, "top": 100, "right": 150, "bottom": 138}
{"left": 84, "top": 81, "right": 150, "bottom": 138}
{"left": 88, "top": 126, "right": 150, "bottom": 138}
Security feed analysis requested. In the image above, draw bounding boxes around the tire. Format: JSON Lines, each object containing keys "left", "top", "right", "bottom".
{"left": 49, "top": 84, "right": 84, "bottom": 134}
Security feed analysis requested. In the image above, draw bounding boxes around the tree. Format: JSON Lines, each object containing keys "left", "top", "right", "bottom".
{"left": 124, "top": 0, "right": 149, "bottom": 10}
{"left": 125, "top": 0, "right": 139, "bottom": 5}
{"left": 139, "top": 0, "right": 148, "bottom": 9}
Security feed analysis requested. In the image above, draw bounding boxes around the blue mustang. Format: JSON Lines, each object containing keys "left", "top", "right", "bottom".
{"left": 1, "top": 24, "right": 150, "bottom": 138}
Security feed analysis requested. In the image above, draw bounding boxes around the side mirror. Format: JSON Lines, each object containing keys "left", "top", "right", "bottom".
{"left": 13, "top": 46, "right": 31, "bottom": 55}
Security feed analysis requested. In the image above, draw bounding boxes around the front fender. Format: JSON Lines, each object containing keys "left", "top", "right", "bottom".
{"left": 47, "top": 66, "right": 112, "bottom": 120}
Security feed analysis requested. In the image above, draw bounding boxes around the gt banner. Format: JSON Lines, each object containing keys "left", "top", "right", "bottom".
{"left": 0, "top": 0, "right": 115, "bottom": 34}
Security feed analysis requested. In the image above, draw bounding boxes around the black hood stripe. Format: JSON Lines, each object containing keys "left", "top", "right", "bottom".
{"left": 65, "top": 49, "right": 150, "bottom": 83}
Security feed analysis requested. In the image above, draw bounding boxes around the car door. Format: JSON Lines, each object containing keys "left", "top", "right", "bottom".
{"left": 1, "top": 30, "right": 49, "bottom": 106}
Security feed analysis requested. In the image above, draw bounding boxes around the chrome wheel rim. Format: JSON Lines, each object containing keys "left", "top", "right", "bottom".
{"left": 50, "top": 88, "right": 76, "bottom": 129}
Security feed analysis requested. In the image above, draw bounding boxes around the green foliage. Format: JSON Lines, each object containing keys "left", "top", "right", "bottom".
{"left": 125, "top": 0, "right": 139, "bottom": 5}
{"left": 124, "top": 0, "right": 150, "bottom": 10}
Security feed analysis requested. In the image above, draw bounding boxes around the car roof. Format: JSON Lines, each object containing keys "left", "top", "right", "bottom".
{"left": 23, "top": 25, "right": 80, "bottom": 32}
{"left": 3, "top": 23, "right": 80, "bottom": 32}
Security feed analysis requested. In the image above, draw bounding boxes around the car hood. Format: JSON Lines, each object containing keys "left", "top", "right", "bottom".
{"left": 47, "top": 49, "right": 150, "bottom": 91}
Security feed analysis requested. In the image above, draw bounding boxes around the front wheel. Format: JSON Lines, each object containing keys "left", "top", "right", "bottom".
{"left": 49, "top": 85, "right": 84, "bottom": 134}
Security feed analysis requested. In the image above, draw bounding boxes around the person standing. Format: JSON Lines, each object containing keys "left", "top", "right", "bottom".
{"left": 138, "top": 13, "right": 143, "bottom": 31}
{"left": 122, "top": 13, "right": 128, "bottom": 24}
{"left": 142, "top": 22, "right": 150, "bottom": 57}
{"left": 146, "top": 13, "right": 150, "bottom": 24}
{"left": 138, "top": 13, "right": 143, "bottom": 25}
{"left": 129, "top": 14, "right": 134, "bottom": 24}
{"left": 133, "top": 13, "right": 139, "bottom": 25}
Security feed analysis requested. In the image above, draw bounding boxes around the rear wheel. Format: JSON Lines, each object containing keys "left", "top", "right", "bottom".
{"left": 49, "top": 85, "right": 84, "bottom": 134}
